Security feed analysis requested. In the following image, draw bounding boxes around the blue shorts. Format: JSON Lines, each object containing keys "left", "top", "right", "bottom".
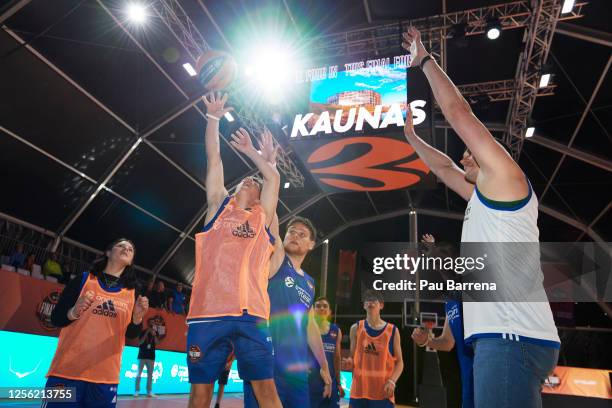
{"left": 310, "top": 385, "right": 340, "bottom": 408}
{"left": 187, "top": 317, "right": 273, "bottom": 383}
{"left": 43, "top": 376, "right": 118, "bottom": 408}
{"left": 244, "top": 372, "right": 309, "bottom": 408}
{"left": 349, "top": 398, "right": 394, "bottom": 408}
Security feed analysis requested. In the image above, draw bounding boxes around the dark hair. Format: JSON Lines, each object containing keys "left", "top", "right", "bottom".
{"left": 362, "top": 289, "right": 384, "bottom": 303}
{"left": 90, "top": 238, "right": 137, "bottom": 289}
{"left": 314, "top": 296, "right": 330, "bottom": 305}
{"left": 287, "top": 216, "right": 317, "bottom": 240}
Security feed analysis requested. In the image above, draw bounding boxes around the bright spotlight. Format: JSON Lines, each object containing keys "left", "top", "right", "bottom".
{"left": 224, "top": 112, "right": 235, "bottom": 122}
{"left": 284, "top": 182, "right": 290, "bottom": 189}
{"left": 486, "top": 19, "right": 502, "bottom": 40}
{"left": 525, "top": 127, "right": 535, "bottom": 138}
{"left": 182, "top": 63, "right": 197, "bottom": 77}
{"left": 245, "top": 43, "right": 296, "bottom": 105}
{"left": 561, "top": 0, "right": 575, "bottom": 14}
{"left": 126, "top": 3, "right": 147, "bottom": 24}
{"left": 487, "top": 27, "right": 500, "bottom": 40}
{"left": 539, "top": 73, "right": 551, "bottom": 88}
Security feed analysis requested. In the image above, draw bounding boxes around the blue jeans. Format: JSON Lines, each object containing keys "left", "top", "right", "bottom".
{"left": 473, "top": 338, "right": 559, "bottom": 408}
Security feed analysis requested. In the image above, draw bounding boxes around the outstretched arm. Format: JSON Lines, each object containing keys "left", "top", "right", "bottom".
{"left": 230, "top": 128, "right": 280, "bottom": 226}
{"left": 307, "top": 308, "right": 332, "bottom": 397}
{"left": 384, "top": 329, "right": 404, "bottom": 398}
{"left": 403, "top": 27, "right": 528, "bottom": 201}
{"left": 203, "top": 93, "right": 233, "bottom": 222}
{"left": 268, "top": 213, "right": 286, "bottom": 278}
{"left": 404, "top": 106, "right": 473, "bottom": 200}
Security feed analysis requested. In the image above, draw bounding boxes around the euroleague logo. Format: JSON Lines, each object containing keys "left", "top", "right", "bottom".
{"left": 188, "top": 345, "right": 202, "bottom": 363}
{"left": 284, "top": 276, "right": 295, "bottom": 288}
{"left": 36, "top": 289, "right": 62, "bottom": 331}
{"left": 307, "top": 137, "right": 430, "bottom": 191}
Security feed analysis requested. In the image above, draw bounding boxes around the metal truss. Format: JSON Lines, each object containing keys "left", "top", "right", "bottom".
{"left": 154, "top": 0, "right": 305, "bottom": 188}
{"left": 458, "top": 79, "right": 555, "bottom": 102}
{"left": 504, "top": 1, "right": 559, "bottom": 159}
{"left": 310, "top": 1, "right": 585, "bottom": 59}
{"left": 152, "top": 0, "right": 209, "bottom": 62}
{"left": 309, "top": 1, "right": 585, "bottom": 160}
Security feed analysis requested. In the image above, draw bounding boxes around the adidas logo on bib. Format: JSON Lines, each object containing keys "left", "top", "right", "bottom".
{"left": 93, "top": 300, "right": 117, "bottom": 318}
{"left": 232, "top": 221, "right": 255, "bottom": 238}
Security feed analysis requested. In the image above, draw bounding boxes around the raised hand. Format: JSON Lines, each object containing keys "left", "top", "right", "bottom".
{"left": 132, "top": 295, "right": 149, "bottom": 324}
{"left": 69, "top": 290, "right": 95, "bottom": 320}
{"left": 230, "top": 128, "right": 256, "bottom": 155}
{"left": 258, "top": 128, "right": 279, "bottom": 166}
{"left": 401, "top": 27, "right": 429, "bottom": 67}
{"left": 411, "top": 327, "right": 428, "bottom": 346}
{"left": 202, "top": 92, "right": 233, "bottom": 119}
{"left": 421, "top": 233, "right": 435, "bottom": 244}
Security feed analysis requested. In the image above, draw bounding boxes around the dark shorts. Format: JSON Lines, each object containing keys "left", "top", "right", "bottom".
{"left": 43, "top": 376, "right": 118, "bottom": 408}
{"left": 349, "top": 398, "right": 394, "bottom": 408}
{"left": 186, "top": 318, "right": 274, "bottom": 383}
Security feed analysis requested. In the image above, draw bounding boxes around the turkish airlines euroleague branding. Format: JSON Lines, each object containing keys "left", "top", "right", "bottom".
{"left": 307, "top": 137, "right": 430, "bottom": 191}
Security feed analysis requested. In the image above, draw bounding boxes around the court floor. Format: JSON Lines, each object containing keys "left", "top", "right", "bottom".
{"left": 1, "top": 393, "right": 417, "bottom": 407}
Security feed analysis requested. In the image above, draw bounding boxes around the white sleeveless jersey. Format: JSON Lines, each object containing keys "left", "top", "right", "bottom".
{"left": 461, "top": 184, "right": 560, "bottom": 347}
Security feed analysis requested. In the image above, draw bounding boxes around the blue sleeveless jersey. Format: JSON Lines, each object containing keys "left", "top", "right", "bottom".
{"left": 309, "top": 324, "right": 341, "bottom": 407}
{"left": 446, "top": 300, "right": 474, "bottom": 408}
{"left": 268, "top": 255, "right": 316, "bottom": 376}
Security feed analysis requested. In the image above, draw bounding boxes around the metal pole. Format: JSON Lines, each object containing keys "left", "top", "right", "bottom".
{"left": 320, "top": 239, "right": 330, "bottom": 297}
{"left": 409, "top": 208, "right": 419, "bottom": 402}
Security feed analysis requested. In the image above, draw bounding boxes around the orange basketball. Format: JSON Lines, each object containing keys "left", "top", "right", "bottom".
{"left": 195, "top": 50, "right": 237, "bottom": 91}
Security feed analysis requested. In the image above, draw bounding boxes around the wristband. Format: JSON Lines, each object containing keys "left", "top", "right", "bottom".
{"left": 206, "top": 113, "right": 220, "bottom": 121}
{"left": 419, "top": 55, "right": 433, "bottom": 70}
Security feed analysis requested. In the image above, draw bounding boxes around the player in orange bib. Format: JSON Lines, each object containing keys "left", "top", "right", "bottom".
{"left": 344, "top": 290, "right": 404, "bottom": 408}
{"left": 186, "top": 93, "right": 282, "bottom": 408}
{"left": 43, "top": 238, "right": 148, "bottom": 408}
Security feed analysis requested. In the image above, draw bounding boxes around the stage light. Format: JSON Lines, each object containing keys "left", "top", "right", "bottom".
{"left": 182, "top": 63, "right": 197, "bottom": 77}
{"left": 525, "top": 127, "right": 535, "bottom": 138}
{"left": 224, "top": 112, "right": 235, "bottom": 122}
{"left": 284, "top": 182, "right": 290, "bottom": 189}
{"left": 561, "top": 0, "right": 575, "bottom": 14}
{"left": 240, "top": 38, "right": 298, "bottom": 105}
{"left": 126, "top": 3, "right": 147, "bottom": 24}
{"left": 486, "top": 19, "right": 501, "bottom": 40}
{"left": 539, "top": 73, "right": 551, "bottom": 88}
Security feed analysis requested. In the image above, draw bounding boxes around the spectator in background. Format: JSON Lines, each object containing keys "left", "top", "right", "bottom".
{"left": 149, "top": 281, "right": 167, "bottom": 309}
{"left": 9, "top": 243, "right": 26, "bottom": 269}
{"left": 42, "top": 252, "right": 63, "bottom": 280}
{"left": 168, "top": 282, "right": 186, "bottom": 314}
{"left": 135, "top": 326, "right": 159, "bottom": 398}
{"left": 25, "top": 253, "right": 36, "bottom": 272}
{"left": 143, "top": 279, "right": 154, "bottom": 298}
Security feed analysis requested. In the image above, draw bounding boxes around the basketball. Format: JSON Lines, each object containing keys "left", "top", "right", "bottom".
{"left": 195, "top": 50, "right": 237, "bottom": 91}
